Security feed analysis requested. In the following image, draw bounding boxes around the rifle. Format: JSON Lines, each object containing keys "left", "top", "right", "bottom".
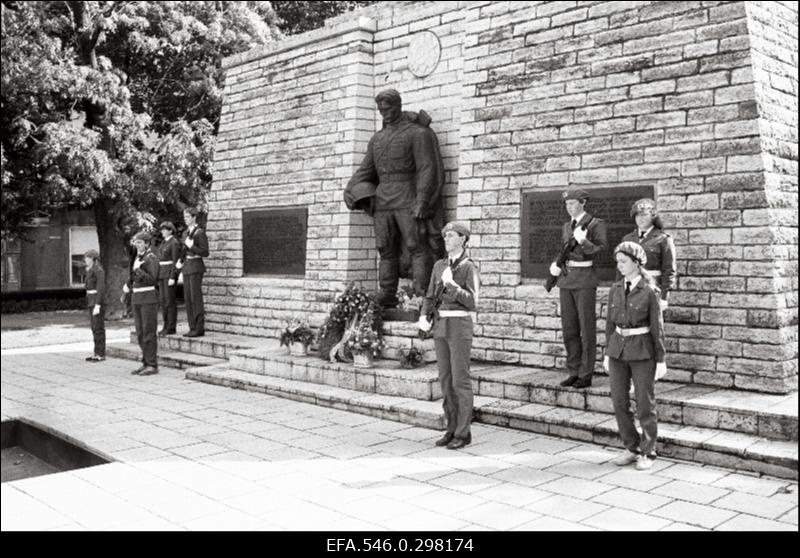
{"left": 544, "top": 217, "right": 594, "bottom": 293}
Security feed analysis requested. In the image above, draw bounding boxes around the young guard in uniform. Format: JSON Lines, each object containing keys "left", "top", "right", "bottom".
{"left": 419, "top": 221, "right": 480, "bottom": 450}
{"left": 604, "top": 241, "right": 667, "bottom": 471}
{"left": 157, "top": 221, "right": 180, "bottom": 335}
{"left": 621, "top": 198, "right": 676, "bottom": 313}
{"left": 177, "top": 208, "right": 209, "bottom": 337}
{"left": 124, "top": 231, "right": 160, "bottom": 376}
{"left": 83, "top": 249, "right": 106, "bottom": 362}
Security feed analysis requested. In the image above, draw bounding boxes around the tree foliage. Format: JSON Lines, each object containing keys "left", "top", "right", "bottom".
{"left": 271, "top": 1, "right": 375, "bottom": 36}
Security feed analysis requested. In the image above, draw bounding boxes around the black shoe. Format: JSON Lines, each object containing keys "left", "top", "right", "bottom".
{"left": 131, "top": 365, "right": 147, "bottom": 375}
{"left": 195, "top": 331, "right": 204, "bottom": 337}
{"left": 166, "top": 330, "right": 176, "bottom": 335}
{"left": 85, "top": 355, "right": 105, "bottom": 362}
{"left": 139, "top": 366, "right": 159, "bottom": 376}
{"left": 376, "top": 292, "right": 399, "bottom": 308}
{"left": 435, "top": 433, "right": 455, "bottom": 447}
{"left": 447, "top": 434, "right": 472, "bottom": 450}
{"left": 560, "top": 376, "right": 578, "bottom": 387}
{"left": 158, "top": 329, "right": 168, "bottom": 337}
{"left": 573, "top": 377, "right": 592, "bottom": 389}
{"left": 184, "top": 331, "right": 199, "bottom": 338}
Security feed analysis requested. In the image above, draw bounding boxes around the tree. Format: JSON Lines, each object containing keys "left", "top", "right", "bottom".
{"left": 271, "top": 1, "right": 375, "bottom": 36}
{"left": 1, "top": 1, "right": 280, "bottom": 314}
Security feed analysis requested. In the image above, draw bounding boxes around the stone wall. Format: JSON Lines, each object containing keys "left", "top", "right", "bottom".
{"left": 210, "top": 1, "right": 798, "bottom": 393}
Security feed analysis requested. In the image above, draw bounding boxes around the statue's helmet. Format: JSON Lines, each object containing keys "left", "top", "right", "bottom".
{"left": 344, "top": 181, "right": 377, "bottom": 212}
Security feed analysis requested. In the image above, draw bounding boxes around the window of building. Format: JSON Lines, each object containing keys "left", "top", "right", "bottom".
{"left": 69, "top": 227, "right": 99, "bottom": 286}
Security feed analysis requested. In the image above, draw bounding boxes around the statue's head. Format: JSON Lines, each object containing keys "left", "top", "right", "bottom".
{"left": 375, "top": 89, "right": 402, "bottom": 124}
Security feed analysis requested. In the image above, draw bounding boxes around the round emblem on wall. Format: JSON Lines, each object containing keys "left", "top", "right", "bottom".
{"left": 407, "top": 31, "right": 441, "bottom": 78}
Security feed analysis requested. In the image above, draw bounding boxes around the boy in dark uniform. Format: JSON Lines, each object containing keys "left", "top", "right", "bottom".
{"left": 177, "top": 208, "right": 209, "bottom": 337}
{"left": 124, "top": 231, "right": 160, "bottom": 375}
{"left": 83, "top": 249, "right": 106, "bottom": 362}
{"left": 549, "top": 188, "right": 608, "bottom": 388}
{"left": 157, "top": 221, "right": 180, "bottom": 335}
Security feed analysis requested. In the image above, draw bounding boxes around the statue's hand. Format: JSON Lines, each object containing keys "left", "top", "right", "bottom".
{"left": 414, "top": 203, "right": 431, "bottom": 220}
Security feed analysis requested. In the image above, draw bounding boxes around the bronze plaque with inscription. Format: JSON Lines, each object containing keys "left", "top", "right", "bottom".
{"left": 521, "top": 186, "right": 654, "bottom": 282}
{"left": 243, "top": 207, "right": 307, "bottom": 276}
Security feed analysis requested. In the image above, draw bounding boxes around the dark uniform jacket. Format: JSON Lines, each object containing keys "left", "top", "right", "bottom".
{"left": 157, "top": 236, "right": 181, "bottom": 281}
{"left": 180, "top": 226, "right": 209, "bottom": 276}
{"left": 128, "top": 250, "right": 160, "bottom": 305}
{"left": 621, "top": 228, "right": 677, "bottom": 301}
{"left": 556, "top": 212, "right": 608, "bottom": 290}
{"left": 421, "top": 255, "right": 479, "bottom": 316}
{"left": 85, "top": 265, "right": 106, "bottom": 308}
{"left": 605, "top": 279, "right": 666, "bottom": 363}
{"left": 347, "top": 111, "right": 444, "bottom": 214}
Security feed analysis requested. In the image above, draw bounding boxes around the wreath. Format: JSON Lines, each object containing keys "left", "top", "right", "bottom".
{"left": 318, "top": 283, "right": 383, "bottom": 363}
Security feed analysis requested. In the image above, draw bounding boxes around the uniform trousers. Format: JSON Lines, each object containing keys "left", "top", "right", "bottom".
{"left": 608, "top": 357, "right": 658, "bottom": 457}
{"left": 433, "top": 316, "right": 474, "bottom": 440}
{"left": 89, "top": 306, "right": 106, "bottom": 357}
{"left": 183, "top": 272, "right": 205, "bottom": 333}
{"left": 158, "top": 278, "right": 177, "bottom": 332}
{"left": 559, "top": 287, "right": 597, "bottom": 379}
{"left": 133, "top": 302, "right": 158, "bottom": 368}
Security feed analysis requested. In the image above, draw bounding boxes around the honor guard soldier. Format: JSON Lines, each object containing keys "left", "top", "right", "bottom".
{"left": 124, "top": 230, "right": 160, "bottom": 375}
{"left": 177, "top": 207, "right": 209, "bottom": 337}
{"left": 419, "top": 221, "right": 480, "bottom": 450}
{"left": 157, "top": 221, "right": 180, "bottom": 335}
{"left": 604, "top": 241, "right": 667, "bottom": 471}
{"left": 621, "top": 198, "right": 677, "bottom": 312}
{"left": 549, "top": 188, "right": 608, "bottom": 389}
{"left": 83, "top": 249, "right": 106, "bottom": 362}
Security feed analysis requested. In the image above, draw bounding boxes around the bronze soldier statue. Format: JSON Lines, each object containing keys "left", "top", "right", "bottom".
{"left": 345, "top": 89, "right": 446, "bottom": 308}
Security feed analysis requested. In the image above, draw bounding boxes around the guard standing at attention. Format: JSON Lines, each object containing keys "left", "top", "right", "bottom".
{"left": 177, "top": 207, "right": 209, "bottom": 337}
{"left": 124, "top": 230, "right": 160, "bottom": 376}
{"left": 549, "top": 188, "right": 608, "bottom": 389}
{"left": 83, "top": 249, "right": 106, "bottom": 362}
{"left": 621, "top": 198, "right": 676, "bottom": 313}
{"left": 157, "top": 221, "right": 180, "bottom": 336}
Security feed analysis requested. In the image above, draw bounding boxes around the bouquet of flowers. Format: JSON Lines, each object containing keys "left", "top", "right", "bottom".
{"left": 398, "top": 346, "right": 424, "bottom": 369}
{"left": 318, "top": 283, "right": 383, "bottom": 362}
{"left": 279, "top": 320, "right": 315, "bottom": 348}
{"left": 397, "top": 284, "right": 425, "bottom": 314}
{"left": 345, "top": 322, "right": 384, "bottom": 358}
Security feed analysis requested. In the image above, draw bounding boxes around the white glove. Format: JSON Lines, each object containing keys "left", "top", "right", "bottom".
{"left": 655, "top": 362, "right": 667, "bottom": 381}
{"left": 603, "top": 355, "right": 609, "bottom": 372}
{"left": 168, "top": 278, "right": 175, "bottom": 287}
{"left": 92, "top": 304, "right": 101, "bottom": 316}
{"left": 122, "top": 284, "right": 130, "bottom": 294}
{"left": 417, "top": 316, "right": 432, "bottom": 332}
{"left": 573, "top": 226, "right": 587, "bottom": 243}
{"left": 132, "top": 258, "right": 142, "bottom": 271}
{"left": 175, "top": 260, "right": 184, "bottom": 270}
{"left": 549, "top": 262, "right": 562, "bottom": 277}
{"left": 184, "top": 237, "right": 194, "bottom": 248}
{"left": 659, "top": 299, "right": 668, "bottom": 312}
{"left": 441, "top": 266, "right": 455, "bottom": 286}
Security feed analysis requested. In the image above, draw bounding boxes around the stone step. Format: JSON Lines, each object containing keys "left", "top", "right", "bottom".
{"left": 107, "top": 342, "right": 228, "bottom": 370}
{"left": 470, "top": 365, "right": 798, "bottom": 442}
{"left": 381, "top": 321, "right": 436, "bottom": 363}
{"left": 186, "top": 365, "right": 798, "bottom": 480}
{"left": 129, "top": 330, "right": 264, "bottom": 359}
{"left": 229, "top": 347, "right": 441, "bottom": 400}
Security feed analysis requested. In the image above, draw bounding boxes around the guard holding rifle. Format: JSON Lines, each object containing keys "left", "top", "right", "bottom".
{"left": 419, "top": 221, "right": 480, "bottom": 450}
{"left": 548, "top": 188, "right": 607, "bottom": 389}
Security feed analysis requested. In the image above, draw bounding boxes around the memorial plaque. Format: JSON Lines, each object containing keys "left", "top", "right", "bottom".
{"left": 243, "top": 207, "right": 307, "bottom": 276}
{"left": 521, "top": 185, "right": 655, "bottom": 282}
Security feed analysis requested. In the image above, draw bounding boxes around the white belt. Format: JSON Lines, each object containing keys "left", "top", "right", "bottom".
{"left": 186, "top": 255, "right": 201, "bottom": 259}
{"left": 616, "top": 326, "right": 650, "bottom": 337}
{"left": 647, "top": 270, "right": 661, "bottom": 277}
{"left": 566, "top": 260, "right": 593, "bottom": 267}
{"left": 438, "top": 310, "right": 472, "bottom": 318}
{"left": 86, "top": 289, "right": 97, "bottom": 294}
{"left": 159, "top": 261, "right": 174, "bottom": 266}
{"left": 133, "top": 286, "right": 156, "bottom": 293}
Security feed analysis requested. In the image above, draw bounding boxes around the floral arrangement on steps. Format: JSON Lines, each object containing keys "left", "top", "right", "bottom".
{"left": 317, "top": 283, "right": 383, "bottom": 363}
{"left": 398, "top": 346, "right": 424, "bottom": 369}
{"left": 345, "top": 302, "right": 385, "bottom": 365}
{"left": 279, "top": 320, "right": 315, "bottom": 355}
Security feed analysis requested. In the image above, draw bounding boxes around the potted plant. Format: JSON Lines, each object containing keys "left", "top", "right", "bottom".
{"left": 346, "top": 326, "right": 384, "bottom": 368}
{"left": 279, "top": 320, "right": 314, "bottom": 356}
{"left": 398, "top": 346, "right": 424, "bottom": 369}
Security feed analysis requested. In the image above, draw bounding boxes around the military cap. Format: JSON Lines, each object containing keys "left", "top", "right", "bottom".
{"left": 131, "top": 230, "right": 152, "bottom": 243}
{"left": 442, "top": 221, "right": 471, "bottom": 241}
{"left": 183, "top": 206, "right": 200, "bottom": 217}
{"left": 630, "top": 198, "right": 657, "bottom": 217}
{"left": 344, "top": 181, "right": 377, "bottom": 211}
{"left": 159, "top": 221, "right": 176, "bottom": 233}
{"left": 375, "top": 89, "right": 402, "bottom": 106}
{"left": 84, "top": 249, "right": 100, "bottom": 259}
{"left": 614, "top": 241, "right": 647, "bottom": 266}
{"left": 562, "top": 188, "right": 590, "bottom": 202}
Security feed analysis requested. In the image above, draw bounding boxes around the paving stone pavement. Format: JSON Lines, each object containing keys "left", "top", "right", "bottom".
{"left": 1, "top": 347, "right": 797, "bottom": 531}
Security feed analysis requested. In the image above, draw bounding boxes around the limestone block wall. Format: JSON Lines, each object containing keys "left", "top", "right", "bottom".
{"left": 210, "top": 1, "right": 798, "bottom": 393}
